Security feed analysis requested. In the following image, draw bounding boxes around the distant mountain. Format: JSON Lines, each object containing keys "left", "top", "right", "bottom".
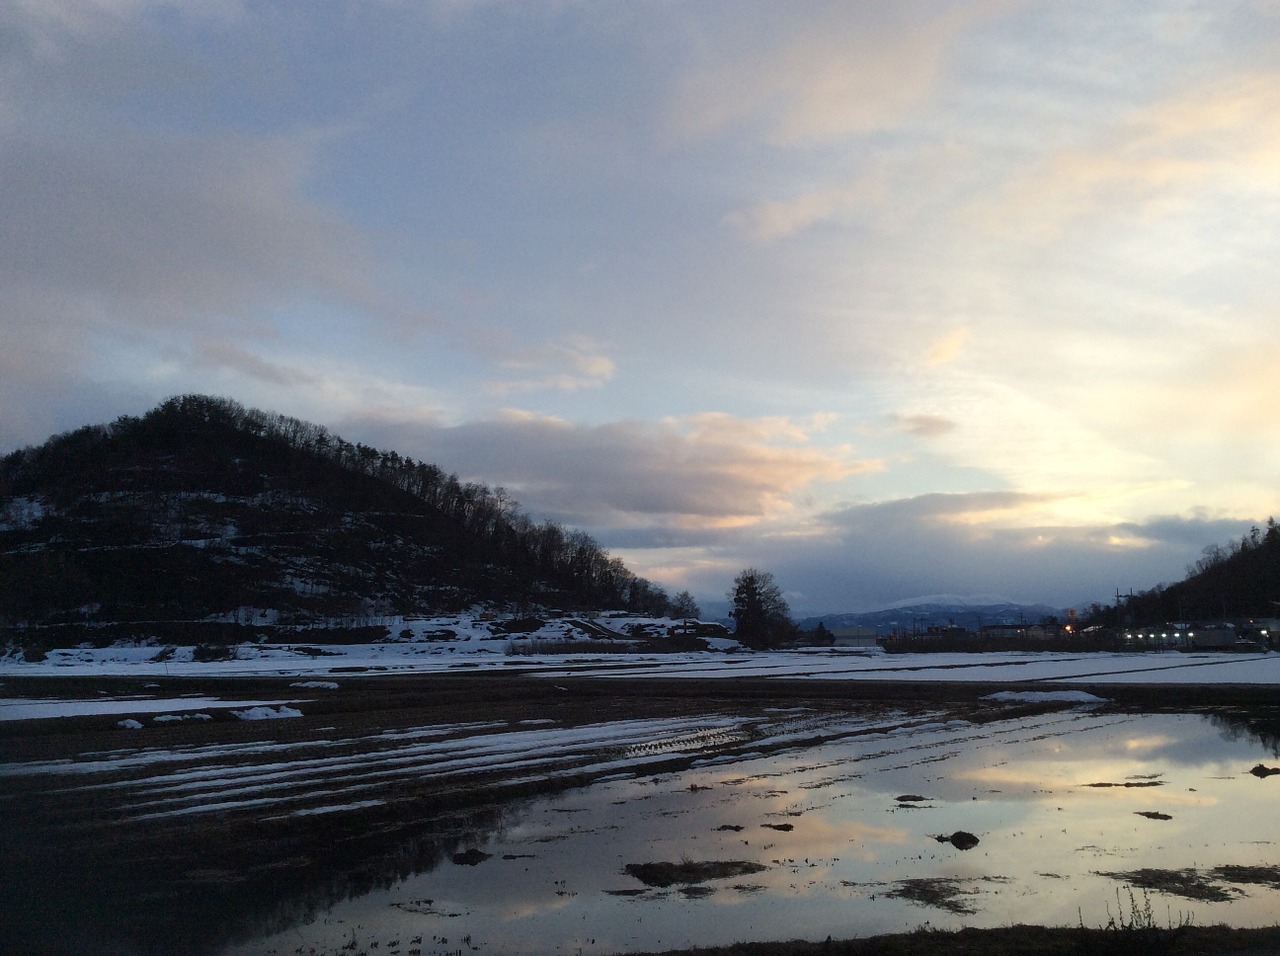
{"left": 878, "top": 592, "right": 1026, "bottom": 610}
{"left": 799, "top": 597, "right": 1068, "bottom": 635}
{"left": 0, "top": 395, "right": 673, "bottom": 640}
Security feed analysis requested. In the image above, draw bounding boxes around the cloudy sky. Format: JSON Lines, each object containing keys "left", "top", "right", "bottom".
{"left": 3, "top": 1, "right": 1278, "bottom": 616}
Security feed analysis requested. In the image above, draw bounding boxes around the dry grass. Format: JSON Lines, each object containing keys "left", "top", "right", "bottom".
{"left": 618, "top": 924, "right": 1280, "bottom": 956}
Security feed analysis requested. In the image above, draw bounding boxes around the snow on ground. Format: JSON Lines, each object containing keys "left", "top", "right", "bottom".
{"left": 0, "top": 709, "right": 962, "bottom": 823}
{"left": 2, "top": 613, "right": 1278, "bottom": 706}
{"left": 3, "top": 642, "right": 1279, "bottom": 686}
{"left": 982, "top": 690, "right": 1110, "bottom": 704}
{"left": 231, "top": 705, "right": 302, "bottom": 720}
{"left": 0, "top": 696, "right": 309, "bottom": 721}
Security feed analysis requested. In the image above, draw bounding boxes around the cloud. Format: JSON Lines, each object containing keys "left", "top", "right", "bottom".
{"left": 487, "top": 338, "right": 617, "bottom": 394}
{"left": 892, "top": 413, "right": 957, "bottom": 438}
{"left": 828, "top": 491, "right": 1050, "bottom": 532}
{"left": 974, "top": 70, "right": 1280, "bottom": 245}
{"left": 723, "top": 164, "right": 902, "bottom": 243}
{"left": 188, "top": 342, "right": 320, "bottom": 389}
{"left": 725, "top": 187, "right": 854, "bottom": 243}
{"left": 623, "top": 495, "right": 1262, "bottom": 617}
{"left": 0, "top": 296, "right": 108, "bottom": 447}
{"left": 2, "top": 0, "right": 149, "bottom": 56}
{"left": 924, "top": 328, "right": 970, "bottom": 367}
{"left": 723, "top": 496, "right": 1258, "bottom": 615}
{"left": 0, "top": 125, "right": 395, "bottom": 453}
{"left": 671, "top": 1, "right": 1003, "bottom": 145}
{"left": 340, "top": 410, "right": 879, "bottom": 532}
{"left": 0, "top": 129, "right": 372, "bottom": 324}
{"left": 3, "top": 1, "right": 1275, "bottom": 621}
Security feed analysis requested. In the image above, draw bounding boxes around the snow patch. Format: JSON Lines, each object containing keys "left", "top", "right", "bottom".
{"left": 0, "top": 696, "right": 306, "bottom": 722}
{"left": 233, "top": 705, "right": 303, "bottom": 720}
{"left": 289, "top": 799, "right": 386, "bottom": 817}
{"left": 0, "top": 495, "right": 47, "bottom": 531}
{"left": 983, "top": 690, "right": 1110, "bottom": 704}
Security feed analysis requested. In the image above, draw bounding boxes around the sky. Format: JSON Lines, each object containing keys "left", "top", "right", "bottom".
{"left": 3, "top": 0, "right": 1278, "bottom": 617}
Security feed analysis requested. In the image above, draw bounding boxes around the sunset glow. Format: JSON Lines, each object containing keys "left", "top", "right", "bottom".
{"left": 3, "top": 1, "right": 1276, "bottom": 614}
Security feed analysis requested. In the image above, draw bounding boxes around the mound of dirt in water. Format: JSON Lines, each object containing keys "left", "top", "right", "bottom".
{"left": 624, "top": 859, "right": 769, "bottom": 888}
{"left": 934, "top": 830, "right": 980, "bottom": 850}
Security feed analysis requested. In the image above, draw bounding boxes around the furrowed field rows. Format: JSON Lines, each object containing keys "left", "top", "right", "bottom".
{"left": 0, "top": 702, "right": 1125, "bottom": 833}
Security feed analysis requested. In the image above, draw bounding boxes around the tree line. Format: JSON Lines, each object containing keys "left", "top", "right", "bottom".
{"left": 1084, "top": 519, "right": 1280, "bottom": 627}
{"left": 1, "top": 394, "right": 681, "bottom": 617}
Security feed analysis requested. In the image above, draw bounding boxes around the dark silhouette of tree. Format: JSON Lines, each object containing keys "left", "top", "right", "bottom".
{"left": 728, "top": 568, "right": 793, "bottom": 649}
{"left": 1083, "top": 517, "right": 1280, "bottom": 628}
{"left": 670, "top": 590, "right": 701, "bottom": 619}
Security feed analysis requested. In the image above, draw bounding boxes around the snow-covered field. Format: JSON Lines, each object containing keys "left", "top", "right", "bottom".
{"left": 2, "top": 628, "right": 1278, "bottom": 690}
{"left": 3, "top": 615, "right": 1278, "bottom": 736}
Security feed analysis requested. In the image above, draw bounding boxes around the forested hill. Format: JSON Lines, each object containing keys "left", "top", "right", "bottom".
{"left": 0, "top": 395, "right": 674, "bottom": 634}
{"left": 1093, "top": 521, "right": 1280, "bottom": 626}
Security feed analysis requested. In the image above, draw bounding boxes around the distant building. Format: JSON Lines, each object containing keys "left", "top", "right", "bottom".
{"left": 980, "top": 623, "right": 1027, "bottom": 639}
{"left": 1025, "top": 623, "right": 1067, "bottom": 641}
{"left": 1121, "top": 622, "right": 1242, "bottom": 650}
{"left": 830, "top": 625, "right": 878, "bottom": 648}
{"left": 1188, "top": 623, "right": 1236, "bottom": 649}
{"left": 1245, "top": 619, "right": 1279, "bottom": 645}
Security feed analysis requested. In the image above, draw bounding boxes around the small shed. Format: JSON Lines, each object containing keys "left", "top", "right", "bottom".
{"left": 830, "top": 625, "right": 879, "bottom": 648}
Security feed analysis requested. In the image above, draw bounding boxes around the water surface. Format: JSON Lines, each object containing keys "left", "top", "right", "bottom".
{"left": 223, "top": 706, "right": 1280, "bottom": 955}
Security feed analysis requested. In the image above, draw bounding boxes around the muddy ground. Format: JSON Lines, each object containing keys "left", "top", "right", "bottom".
{"left": 2, "top": 674, "right": 1279, "bottom": 955}
{"left": 625, "top": 923, "right": 1280, "bottom": 955}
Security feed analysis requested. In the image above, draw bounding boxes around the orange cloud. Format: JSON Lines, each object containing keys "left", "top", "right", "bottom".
{"left": 925, "top": 328, "right": 970, "bottom": 367}
{"left": 979, "top": 71, "right": 1280, "bottom": 240}
{"left": 353, "top": 411, "right": 882, "bottom": 532}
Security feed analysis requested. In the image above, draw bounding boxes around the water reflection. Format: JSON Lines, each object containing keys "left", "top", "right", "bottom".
{"left": 3, "top": 798, "right": 522, "bottom": 956}
{"left": 1208, "top": 707, "right": 1280, "bottom": 757}
{"left": 222, "top": 708, "right": 1280, "bottom": 955}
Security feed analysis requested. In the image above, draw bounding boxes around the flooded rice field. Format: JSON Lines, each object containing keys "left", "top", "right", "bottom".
{"left": 224, "top": 705, "right": 1280, "bottom": 956}
{"left": 2, "top": 678, "right": 1279, "bottom": 955}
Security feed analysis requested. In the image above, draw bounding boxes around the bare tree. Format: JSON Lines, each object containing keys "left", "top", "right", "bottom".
{"left": 671, "top": 590, "right": 701, "bottom": 619}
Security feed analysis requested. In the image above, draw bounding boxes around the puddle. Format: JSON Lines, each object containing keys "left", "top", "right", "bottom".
{"left": 218, "top": 707, "right": 1280, "bottom": 955}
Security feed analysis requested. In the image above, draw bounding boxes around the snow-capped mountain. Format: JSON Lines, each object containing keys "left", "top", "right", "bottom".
{"left": 799, "top": 596, "right": 1069, "bottom": 634}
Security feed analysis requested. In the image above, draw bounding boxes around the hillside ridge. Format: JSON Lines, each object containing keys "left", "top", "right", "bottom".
{"left": 0, "top": 395, "right": 674, "bottom": 638}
